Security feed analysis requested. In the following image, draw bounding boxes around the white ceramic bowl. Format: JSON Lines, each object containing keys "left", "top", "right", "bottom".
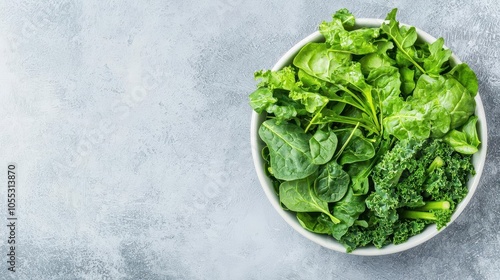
{"left": 250, "top": 18, "right": 488, "bottom": 255}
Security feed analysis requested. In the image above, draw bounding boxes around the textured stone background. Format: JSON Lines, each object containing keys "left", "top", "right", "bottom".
{"left": 0, "top": 0, "right": 498, "bottom": 279}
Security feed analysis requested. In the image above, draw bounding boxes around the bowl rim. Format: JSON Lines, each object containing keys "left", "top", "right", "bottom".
{"left": 250, "top": 18, "right": 488, "bottom": 256}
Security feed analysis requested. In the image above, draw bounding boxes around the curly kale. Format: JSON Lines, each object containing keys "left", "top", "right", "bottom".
{"left": 365, "top": 139, "right": 425, "bottom": 219}
{"left": 342, "top": 138, "right": 475, "bottom": 250}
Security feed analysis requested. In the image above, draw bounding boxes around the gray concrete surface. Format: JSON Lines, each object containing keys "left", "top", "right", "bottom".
{"left": 0, "top": 0, "right": 498, "bottom": 279}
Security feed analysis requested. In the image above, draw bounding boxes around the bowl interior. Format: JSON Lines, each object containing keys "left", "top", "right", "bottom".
{"left": 250, "top": 18, "right": 488, "bottom": 255}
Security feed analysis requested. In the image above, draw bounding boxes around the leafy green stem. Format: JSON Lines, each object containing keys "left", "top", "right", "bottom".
{"left": 338, "top": 85, "right": 368, "bottom": 112}
{"left": 400, "top": 210, "right": 436, "bottom": 221}
{"left": 414, "top": 201, "right": 450, "bottom": 211}
{"left": 325, "top": 212, "right": 341, "bottom": 224}
{"left": 305, "top": 103, "right": 328, "bottom": 133}
{"left": 346, "top": 83, "right": 381, "bottom": 132}
{"left": 334, "top": 122, "right": 360, "bottom": 160}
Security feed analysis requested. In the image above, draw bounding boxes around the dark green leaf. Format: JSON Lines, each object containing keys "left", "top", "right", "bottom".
{"left": 296, "top": 212, "right": 333, "bottom": 234}
{"left": 279, "top": 175, "right": 340, "bottom": 223}
{"left": 259, "top": 119, "right": 318, "bottom": 180}
{"left": 314, "top": 161, "right": 350, "bottom": 202}
{"left": 330, "top": 187, "right": 366, "bottom": 240}
{"left": 337, "top": 129, "right": 376, "bottom": 165}
{"left": 309, "top": 129, "right": 338, "bottom": 165}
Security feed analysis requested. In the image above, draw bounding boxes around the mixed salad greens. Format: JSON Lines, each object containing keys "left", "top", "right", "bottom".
{"left": 249, "top": 8, "right": 481, "bottom": 252}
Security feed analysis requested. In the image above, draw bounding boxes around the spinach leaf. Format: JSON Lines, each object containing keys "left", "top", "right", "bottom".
{"left": 330, "top": 101, "right": 347, "bottom": 115}
{"left": 296, "top": 212, "right": 334, "bottom": 234}
{"left": 313, "top": 108, "right": 379, "bottom": 135}
{"left": 309, "top": 129, "right": 338, "bottom": 165}
{"left": 297, "top": 69, "right": 323, "bottom": 90}
{"left": 259, "top": 119, "right": 318, "bottom": 180}
{"left": 446, "top": 63, "right": 478, "bottom": 96}
{"left": 359, "top": 40, "right": 395, "bottom": 75}
{"left": 383, "top": 107, "right": 431, "bottom": 140}
{"left": 294, "top": 44, "right": 381, "bottom": 134}
{"left": 293, "top": 43, "right": 351, "bottom": 81}
{"left": 385, "top": 74, "right": 476, "bottom": 140}
{"left": 443, "top": 116, "right": 481, "bottom": 154}
{"left": 399, "top": 67, "right": 415, "bottom": 95}
{"left": 336, "top": 128, "right": 376, "bottom": 165}
{"left": 412, "top": 75, "right": 475, "bottom": 129}
{"left": 330, "top": 187, "right": 366, "bottom": 240}
{"left": 443, "top": 130, "right": 477, "bottom": 154}
{"left": 462, "top": 116, "right": 481, "bottom": 147}
{"left": 314, "top": 161, "right": 350, "bottom": 202}
{"left": 279, "top": 175, "right": 340, "bottom": 223}
{"left": 346, "top": 161, "right": 372, "bottom": 195}
{"left": 366, "top": 66, "right": 404, "bottom": 116}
